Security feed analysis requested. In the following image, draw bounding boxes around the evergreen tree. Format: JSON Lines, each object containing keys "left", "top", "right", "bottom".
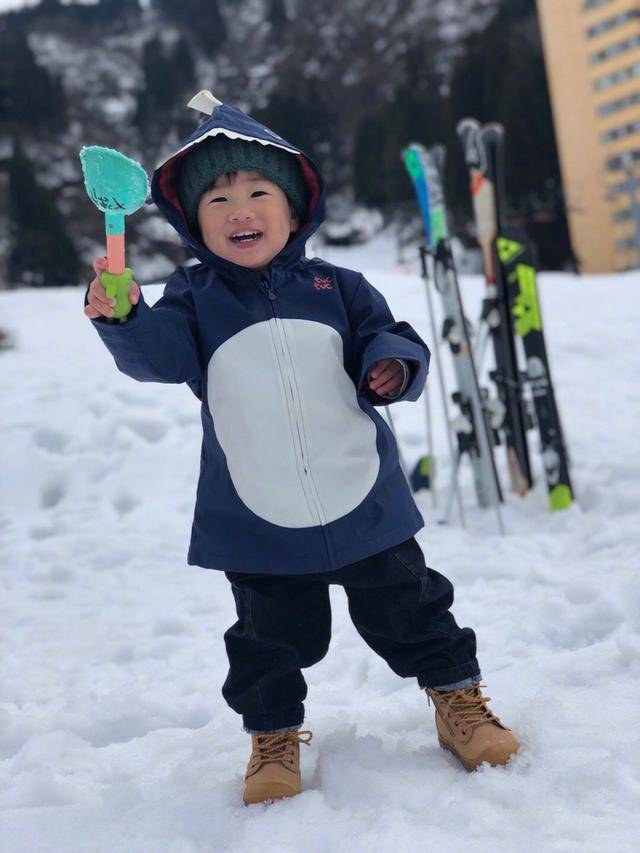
{"left": 254, "top": 94, "right": 336, "bottom": 182}
{"left": 170, "top": 37, "right": 199, "bottom": 140}
{"left": 7, "top": 141, "right": 79, "bottom": 287}
{"left": 151, "top": 0, "right": 226, "bottom": 53}
{"left": 135, "top": 36, "right": 196, "bottom": 154}
{"left": 94, "top": 0, "right": 140, "bottom": 20}
{"left": 0, "top": 26, "right": 67, "bottom": 132}
{"left": 353, "top": 33, "right": 446, "bottom": 210}
{"left": 268, "top": 0, "right": 288, "bottom": 27}
{"left": 89, "top": 0, "right": 141, "bottom": 32}
{"left": 134, "top": 38, "right": 165, "bottom": 136}
{"left": 353, "top": 112, "right": 392, "bottom": 208}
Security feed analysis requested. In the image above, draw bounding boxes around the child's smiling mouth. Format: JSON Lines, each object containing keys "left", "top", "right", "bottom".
{"left": 229, "top": 230, "right": 263, "bottom": 248}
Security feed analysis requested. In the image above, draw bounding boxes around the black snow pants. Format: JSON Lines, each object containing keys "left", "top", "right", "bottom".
{"left": 222, "top": 536, "right": 481, "bottom": 732}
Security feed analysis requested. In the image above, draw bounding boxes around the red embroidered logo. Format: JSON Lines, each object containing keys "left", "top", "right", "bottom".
{"left": 313, "top": 275, "right": 334, "bottom": 290}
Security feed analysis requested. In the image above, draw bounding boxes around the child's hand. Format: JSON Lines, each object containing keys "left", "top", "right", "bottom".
{"left": 366, "top": 358, "right": 405, "bottom": 398}
{"left": 84, "top": 256, "right": 140, "bottom": 319}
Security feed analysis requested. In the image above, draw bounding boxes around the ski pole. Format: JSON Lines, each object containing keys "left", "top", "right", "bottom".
{"left": 420, "top": 247, "right": 466, "bottom": 527}
{"left": 424, "top": 367, "right": 437, "bottom": 509}
{"left": 384, "top": 406, "right": 411, "bottom": 487}
{"left": 439, "top": 451, "right": 462, "bottom": 526}
{"left": 448, "top": 259, "right": 505, "bottom": 536}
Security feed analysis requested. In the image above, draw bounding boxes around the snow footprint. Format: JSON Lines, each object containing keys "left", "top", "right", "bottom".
{"left": 40, "top": 478, "right": 66, "bottom": 509}
{"left": 30, "top": 525, "right": 57, "bottom": 541}
{"left": 152, "top": 617, "right": 192, "bottom": 637}
{"left": 112, "top": 388, "right": 160, "bottom": 408}
{"left": 122, "top": 417, "right": 169, "bottom": 443}
{"left": 113, "top": 493, "right": 139, "bottom": 517}
{"left": 33, "top": 427, "right": 69, "bottom": 454}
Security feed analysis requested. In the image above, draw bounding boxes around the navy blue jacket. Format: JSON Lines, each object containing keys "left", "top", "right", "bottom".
{"left": 90, "top": 95, "right": 430, "bottom": 574}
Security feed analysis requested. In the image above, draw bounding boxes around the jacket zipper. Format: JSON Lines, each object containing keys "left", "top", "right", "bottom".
{"left": 256, "top": 275, "right": 332, "bottom": 558}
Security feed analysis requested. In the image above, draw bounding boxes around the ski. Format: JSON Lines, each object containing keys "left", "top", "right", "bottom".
{"left": 495, "top": 228, "right": 574, "bottom": 510}
{"left": 403, "top": 142, "right": 503, "bottom": 513}
{"left": 457, "top": 119, "right": 533, "bottom": 496}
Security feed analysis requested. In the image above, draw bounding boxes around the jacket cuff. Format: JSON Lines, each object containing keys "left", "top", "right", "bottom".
{"left": 358, "top": 331, "right": 428, "bottom": 404}
{"left": 85, "top": 284, "right": 142, "bottom": 329}
{"left": 379, "top": 359, "right": 410, "bottom": 399}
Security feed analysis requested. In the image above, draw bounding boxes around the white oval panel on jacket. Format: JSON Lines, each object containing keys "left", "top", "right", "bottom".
{"left": 207, "top": 318, "right": 379, "bottom": 528}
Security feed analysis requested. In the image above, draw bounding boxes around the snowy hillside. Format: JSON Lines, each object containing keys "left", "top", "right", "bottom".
{"left": 2, "top": 0, "right": 518, "bottom": 289}
{"left": 1, "top": 234, "right": 639, "bottom": 851}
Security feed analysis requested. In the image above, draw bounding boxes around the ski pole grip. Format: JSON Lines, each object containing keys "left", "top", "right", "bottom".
{"left": 100, "top": 268, "right": 133, "bottom": 320}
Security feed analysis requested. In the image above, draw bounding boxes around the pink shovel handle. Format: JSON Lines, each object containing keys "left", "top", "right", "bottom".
{"left": 106, "top": 233, "right": 126, "bottom": 275}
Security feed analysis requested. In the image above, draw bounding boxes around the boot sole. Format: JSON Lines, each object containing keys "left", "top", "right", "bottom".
{"left": 243, "top": 791, "right": 297, "bottom": 806}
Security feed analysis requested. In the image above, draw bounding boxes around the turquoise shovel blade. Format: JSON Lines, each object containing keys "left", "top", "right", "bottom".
{"left": 79, "top": 146, "right": 148, "bottom": 235}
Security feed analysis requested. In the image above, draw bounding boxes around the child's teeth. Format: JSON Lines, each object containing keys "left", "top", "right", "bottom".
{"left": 232, "top": 231, "right": 261, "bottom": 242}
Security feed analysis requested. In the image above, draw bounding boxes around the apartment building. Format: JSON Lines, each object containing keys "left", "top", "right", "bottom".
{"left": 536, "top": 0, "right": 640, "bottom": 272}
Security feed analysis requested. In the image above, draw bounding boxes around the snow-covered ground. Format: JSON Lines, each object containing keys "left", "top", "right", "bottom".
{"left": 1, "top": 233, "right": 639, "bottom": 852}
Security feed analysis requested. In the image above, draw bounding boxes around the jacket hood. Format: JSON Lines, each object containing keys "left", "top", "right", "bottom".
{"left": 151, "top": 90, "right": 326, "bottom": 278}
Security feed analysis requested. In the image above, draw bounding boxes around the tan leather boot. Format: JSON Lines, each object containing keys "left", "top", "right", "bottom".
{"left": 426, "top": 684, "right": 519, "bottom": 772}
{"left": 243, "top": 730, "right": 313, "bottom": 805}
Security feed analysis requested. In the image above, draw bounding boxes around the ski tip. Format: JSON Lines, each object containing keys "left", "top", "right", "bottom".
{"left": 479, "top": 124, "right": 506, "bottom": 150}
{"left": 431, "top": 144, "right": 446, "bottom": 173}
{"left": 549, "top": 484, "right": 573, "bottom": 512}
{"left": 456, "top": 117, "right": 480, "bottom": 137}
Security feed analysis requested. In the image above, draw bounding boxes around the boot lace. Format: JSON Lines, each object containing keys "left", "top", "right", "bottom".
{"left": 251, "top": 730, "right": 313, "bottom": 770}
{"left": 427, "top": 684, "right": 501, "bottom": 735}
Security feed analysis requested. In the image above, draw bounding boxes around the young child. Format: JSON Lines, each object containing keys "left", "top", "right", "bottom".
{"left": 85, "top": 90, "right": 519, "bottom": 805}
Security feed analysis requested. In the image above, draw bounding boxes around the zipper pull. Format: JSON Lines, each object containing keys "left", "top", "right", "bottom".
{"left": 260, "top": 274, "right": 277, "bottom": 301}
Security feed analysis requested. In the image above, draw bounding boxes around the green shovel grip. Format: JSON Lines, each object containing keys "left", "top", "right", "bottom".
{"left": 100, "top": 268, "right": 133, "bottom": 320}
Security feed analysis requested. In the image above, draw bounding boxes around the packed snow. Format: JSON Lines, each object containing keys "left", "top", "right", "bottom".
{"left": 1, "top": 232, "right": 639, "bottom": 852}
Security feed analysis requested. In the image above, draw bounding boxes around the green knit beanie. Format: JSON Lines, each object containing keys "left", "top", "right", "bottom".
{"left": 177, "top": 136, "right": 308, "bottom": 234}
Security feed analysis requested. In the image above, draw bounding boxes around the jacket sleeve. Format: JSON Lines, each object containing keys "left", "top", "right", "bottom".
{"left": 87, "top": 268, "right": 203, "bottom": 396}
{"left": 347, "top": 273, "right": 430, "bottom": 405}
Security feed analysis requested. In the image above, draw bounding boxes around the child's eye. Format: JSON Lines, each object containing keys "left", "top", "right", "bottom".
{"left": 208, "top": 196, "right": 227, "bottom": 204}
{"left": 251, "top": 190, "right": 268, "bottom": 197}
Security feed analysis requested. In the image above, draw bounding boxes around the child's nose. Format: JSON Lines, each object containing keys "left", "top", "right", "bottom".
{"left": 229, "top": 206, "right": 255, "bottom": 221}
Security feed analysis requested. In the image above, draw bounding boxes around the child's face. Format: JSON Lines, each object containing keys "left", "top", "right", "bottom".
{"left": 197, "top": 170, "right": 300, "bottom": 269}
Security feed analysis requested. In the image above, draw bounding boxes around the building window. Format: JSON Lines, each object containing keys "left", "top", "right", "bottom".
{"left": 617, "top": 235, "right": 639, "bottom": 251}
{"left": 594, "top": 62, "right": 640, "bottom": 91}
{"left": 590, "top": 34, "right": 640, "bottom": 64}
{"left": 613, "top": 208, "right": 633, "bottom": 222}
{"left": 607, "top": 148, "right": 640, "bottom": 170}
{"left": 587, "top": 9, "right": 640, "bottom": 38}
{"left": 602, "top": 120, "right": 640, "bottom": 143}
{"left": 583, "top": 0, "right": 614, "bottom": 10}
{"left": 608, "top": 173, "right": 640, "bottom": 195}
{"left": 598, "top": 90, "right": 640, "bottom": 117}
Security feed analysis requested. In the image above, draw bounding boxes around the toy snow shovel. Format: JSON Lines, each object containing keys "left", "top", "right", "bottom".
{"left": 79, "top": 146, "right": 148, "bottom": 321}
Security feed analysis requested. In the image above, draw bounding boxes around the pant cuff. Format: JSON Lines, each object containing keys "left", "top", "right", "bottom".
{"left": 244, "top": 724, "right": 302, "bottom": 735}
{"left": 242, "top": 707, "right": 304, "bottom": 733}
{"left": 431, "top": 674, "right": 482, "bottom": 692}
{"left": 417, "top": 661, "right": 481, "bottom": 690}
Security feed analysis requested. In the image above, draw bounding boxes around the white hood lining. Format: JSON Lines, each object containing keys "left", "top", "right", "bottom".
{"left": 159, "top": 128, "right": 300, "bottom": 170}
